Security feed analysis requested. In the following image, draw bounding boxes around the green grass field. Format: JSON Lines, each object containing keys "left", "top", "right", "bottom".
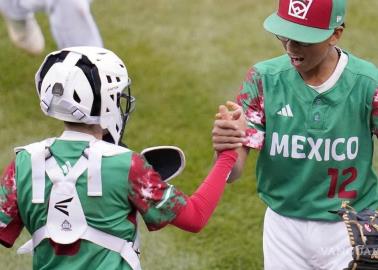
{"left": 0, "top": 1, "right": 377, "bottom": 269}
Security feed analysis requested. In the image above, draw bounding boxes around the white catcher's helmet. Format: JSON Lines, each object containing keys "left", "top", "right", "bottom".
{"left": 35, "top": 46, "right": 135, "bottom": 144}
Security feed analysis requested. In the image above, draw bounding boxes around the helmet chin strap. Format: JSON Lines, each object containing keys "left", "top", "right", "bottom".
{"left": 118, "top": 116, "right": 129, "bottom": 147}
{"left": 117, "top": 118, "right": 129, "bottom": 147}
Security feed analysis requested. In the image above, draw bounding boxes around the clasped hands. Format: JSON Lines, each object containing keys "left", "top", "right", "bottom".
{"left": 212, "top": 101, "right": 247, "bottom": 152}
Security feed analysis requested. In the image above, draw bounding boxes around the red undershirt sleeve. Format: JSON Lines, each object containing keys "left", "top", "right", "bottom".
{"left": 171, "top": 150, "right": 237, "bottom": 232}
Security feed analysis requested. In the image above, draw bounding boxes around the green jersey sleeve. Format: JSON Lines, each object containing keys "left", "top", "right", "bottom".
{"left": 371, "top": 87, "right": 378, "bottom": 135}
{"left": 0, "top": 160, "right": 24, "bottom": 247}
{"left": 127, "top": 153, "right": 187, "bottom": 231}
{"left": 0, "top": 161, "right": 17, "bottom": 226}
{"left": 236, "top": 67, "right": 265, "bottom": 150}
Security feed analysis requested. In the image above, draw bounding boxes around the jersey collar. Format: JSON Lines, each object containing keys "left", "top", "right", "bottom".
{"left": 59, "top": 130, "right": 97, "bottom": 141}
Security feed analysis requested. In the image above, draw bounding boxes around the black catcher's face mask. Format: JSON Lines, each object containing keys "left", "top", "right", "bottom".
{"left": 103, "top": 78, "right": 136, "bottom": 146}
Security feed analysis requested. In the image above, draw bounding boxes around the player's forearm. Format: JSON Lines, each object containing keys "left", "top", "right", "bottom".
{"left": 171, "top": 150, "right": 237, "bottom": 232}
{"left": 226, "top": 147, "right": 248, "bottom": 183}
{"left": 226, "top": 167, "right": 242, "bottom": 183}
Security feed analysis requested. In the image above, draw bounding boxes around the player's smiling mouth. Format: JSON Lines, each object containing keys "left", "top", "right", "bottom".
{"left": 289, "top": 55, "right": 304, "bottom": 66}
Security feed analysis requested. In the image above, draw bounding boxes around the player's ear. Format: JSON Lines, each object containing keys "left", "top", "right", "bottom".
{"left": 329, "top": 27, "right": 343, "bottom": 46}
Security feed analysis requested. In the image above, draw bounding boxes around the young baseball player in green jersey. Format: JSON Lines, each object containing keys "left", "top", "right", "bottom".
{"left": 0, "top": 47, "right": 242, "bottom": 270}
{"left": 212, "top": 0, "right": 378, "bottom": 269}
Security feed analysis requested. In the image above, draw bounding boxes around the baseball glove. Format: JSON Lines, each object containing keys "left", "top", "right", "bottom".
{"left": 338, "top": 202, "right": 378, "bottom": 270}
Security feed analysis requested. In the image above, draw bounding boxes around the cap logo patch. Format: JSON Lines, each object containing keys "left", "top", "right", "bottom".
{"left": 288, "top": 0, "right": 313, "bottom": 20}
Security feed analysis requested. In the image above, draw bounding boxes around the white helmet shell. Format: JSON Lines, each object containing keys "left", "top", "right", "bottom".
{"left": 36, "top": 46, "right": 132, "bottom": 144}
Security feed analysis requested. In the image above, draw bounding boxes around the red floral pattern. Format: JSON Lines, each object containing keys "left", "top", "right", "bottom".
{"left": 128, "top": 154, "right": 166, "bottom": 212}
{"left": 372, "top": 88, "right": 378, "bottom": 116}
{"left": 237, "top": 67, "right": 266, "bottom": 150}
{"left": 372, "top": 87, "right": 378, "bottom": 135}
{"left": 0, "top": 161, "right": 18, "bottom": 224}
{"left": 128, "top": 153, "right": 186, "bottom": 220}
{"left": 244, "top": 128, "right": 265, "bottom": 150}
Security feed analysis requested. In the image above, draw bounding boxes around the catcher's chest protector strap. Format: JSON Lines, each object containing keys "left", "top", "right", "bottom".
{"left": 14, "top": 138, "right": 109, "bottom": 203}
{"left": 45, "top": 155, "right": 88, "bottom": 244}
{"left": 15, "top": 139, "right": 141, "bottom": 270}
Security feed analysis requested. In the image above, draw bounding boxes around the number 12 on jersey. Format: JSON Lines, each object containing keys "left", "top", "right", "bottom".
{"left": 327, "top": 167, "right": 357, "bottom": 199}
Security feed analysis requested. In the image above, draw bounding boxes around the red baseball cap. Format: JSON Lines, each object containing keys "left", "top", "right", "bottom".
{"left": 264, "top": 0, "right": 346, "bottom": 43}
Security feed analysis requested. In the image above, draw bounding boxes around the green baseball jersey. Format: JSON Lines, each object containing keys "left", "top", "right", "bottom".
{"left": 237, "top": 51, "right": 378, "bottom": 221}
{"left": 0, "top": 132, "right": 187, "bottom": 269}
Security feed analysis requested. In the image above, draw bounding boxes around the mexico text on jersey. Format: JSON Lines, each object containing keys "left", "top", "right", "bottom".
{"left": 270, "top": 133, "right": 358, "bottom": 162}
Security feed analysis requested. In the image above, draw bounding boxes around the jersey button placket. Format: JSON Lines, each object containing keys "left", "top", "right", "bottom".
{"left": 309, "top": 98, "right": 327, "bottom": 130}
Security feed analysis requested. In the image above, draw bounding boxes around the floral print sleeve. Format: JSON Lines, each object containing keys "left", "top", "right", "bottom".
{"left": 371, "top": 87, "right": 378, "bottom": 136}
{"left": 236, "top": 67, "right": 266, "bottom": 150}
{"left": 0, "top": 161, "right": 17, "bottom": 227}
{"left": 0, "top": 161, "right": 24, "bottom": 247}
{"left": 127, "top": 153, "right": 187, "bottom": 231}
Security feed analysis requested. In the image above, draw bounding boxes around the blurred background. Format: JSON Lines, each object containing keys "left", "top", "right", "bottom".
{"left": 0, "top": 0, "right": 377, "bottom": 269}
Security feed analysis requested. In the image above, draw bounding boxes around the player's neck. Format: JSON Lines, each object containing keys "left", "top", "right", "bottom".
{"left": 64, "top": 122, "right": 103, "bottom": 140}
{"left": 300, "top": 47, "right": 340, "bottom": 86}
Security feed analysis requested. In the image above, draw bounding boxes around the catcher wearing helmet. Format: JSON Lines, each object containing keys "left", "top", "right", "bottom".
{"left": 0, "top": 47, "right": 243, "bottom": 270}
